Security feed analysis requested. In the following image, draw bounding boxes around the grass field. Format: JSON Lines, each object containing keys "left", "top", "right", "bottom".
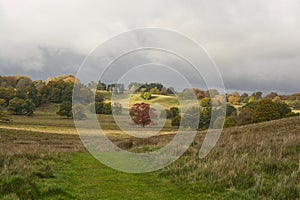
{"left": 0, "top": 103, "right": 300, "bottom": 199}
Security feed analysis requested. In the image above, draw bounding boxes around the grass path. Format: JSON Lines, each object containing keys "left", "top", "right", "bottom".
{"left": 42, "top": 152, "right": 233, "bottom": 200}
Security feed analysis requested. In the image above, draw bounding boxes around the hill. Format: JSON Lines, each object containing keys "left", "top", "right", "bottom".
{"left": 0, "top": 110, "right": 299, "bottom": 199}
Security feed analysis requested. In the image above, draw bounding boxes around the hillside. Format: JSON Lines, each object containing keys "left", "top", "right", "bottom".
{"left": 0, "top": 113, "right": 299, "bottom": 199}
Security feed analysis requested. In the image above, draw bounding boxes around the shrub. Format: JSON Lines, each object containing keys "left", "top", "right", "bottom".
{"left": 171, "top": 115, "right": 181, "bottom": 126}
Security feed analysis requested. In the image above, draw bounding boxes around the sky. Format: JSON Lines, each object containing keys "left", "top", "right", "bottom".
{"left": 0, "top": 0, "right": 299, "bottom": 94}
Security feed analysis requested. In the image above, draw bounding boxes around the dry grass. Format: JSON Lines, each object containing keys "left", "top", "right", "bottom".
{"left": 158, "top": 116, "right": 300, "bottom": 199}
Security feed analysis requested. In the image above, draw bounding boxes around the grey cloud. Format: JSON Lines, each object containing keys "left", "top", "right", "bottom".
{"left": 0, "top": 0, "right": 299, "bottom": 93}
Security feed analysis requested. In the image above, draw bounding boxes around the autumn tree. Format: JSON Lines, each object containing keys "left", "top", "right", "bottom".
{"left": 252, "top": 99, "right": 280, "bottom": 123}
{"left": 150, "top": 87, "right": 160, "bottom": 95}
{"left": 228, "top": 92, "right": 241, "bottom": 105}
{"left": 129, "top": 103, "right": 157, "bottom": 127}
{"left": 275, "top": 101, "right": 291, "bottom": 118}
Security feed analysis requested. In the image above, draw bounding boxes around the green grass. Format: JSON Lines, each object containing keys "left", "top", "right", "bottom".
{"left": 1, "top": 102, "right": 300, "bottom": 199}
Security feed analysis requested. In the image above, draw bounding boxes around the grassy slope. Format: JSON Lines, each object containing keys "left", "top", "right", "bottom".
{"left": 1, "top": 103, "right": 300, "bottom": 199}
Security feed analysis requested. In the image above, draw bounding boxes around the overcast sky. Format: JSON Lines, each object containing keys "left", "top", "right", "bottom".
{"left": 0, "top": 0, "right": 299, "bottom": 94}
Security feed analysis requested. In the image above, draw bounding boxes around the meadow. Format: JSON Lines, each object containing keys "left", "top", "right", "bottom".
{"left": 0, "top": 103, "right": 299, "bottom": 199}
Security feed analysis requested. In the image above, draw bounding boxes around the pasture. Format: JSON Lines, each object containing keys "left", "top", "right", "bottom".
{"left": 0, "top": 103, "right": 299, "bottom": 199}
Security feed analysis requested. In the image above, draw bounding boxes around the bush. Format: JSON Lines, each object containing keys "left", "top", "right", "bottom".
{"left": 171, "top": 115, "right": 181, "bottom": 126}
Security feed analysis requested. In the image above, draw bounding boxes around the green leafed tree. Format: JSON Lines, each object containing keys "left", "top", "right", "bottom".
{"left": 8, "top": 97, "right": 35, "bottom": 116}
{"left": 57, "top": 101, "right": 72, "bottom": 118}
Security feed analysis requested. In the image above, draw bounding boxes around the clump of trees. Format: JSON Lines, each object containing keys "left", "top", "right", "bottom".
{"left": 0, "top": 75, "right": 93, "bottom": 119}
{"left": 236, "top": 99, "right": 295, "bottom": 125}
{"left": 128, "top": 82, "right": 174, "bottom": 96}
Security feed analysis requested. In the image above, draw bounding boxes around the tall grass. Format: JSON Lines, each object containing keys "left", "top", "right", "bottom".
{"left": 159, "top": 117, "right": 300, "bottom": 199}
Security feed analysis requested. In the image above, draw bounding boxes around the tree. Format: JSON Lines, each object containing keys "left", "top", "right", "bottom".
{"left": 236, "top": 107, "right": 254, "bottom": 126}
{"left": 97, "top": 81, "right": 107, "bottom": 90}
{"left": 171, "top": 115, "right": 181, "bottom": 126}
{"left": 8, "top": 98, "right": 35, "bottom": 116}
{"left": 251, "top": 91, "right": 263, "bottom": 100}
{"left": 226, "top": 104, "right": 237, "bottom": 117}
{"left": 272, "top": 96, "right": 281, "bottom": 102}
{"left": 23, "top": 99, "right": 36, "bottom": 116}
{"left": 129, "top": 103, "right": 157, "bottom": 127}
{"left": 0, "top": 105, "right": 8, "bottom": 122}
{"left": 275, "top": 101, "right": 291, "bottom": 118}
{"left": 160, "top": 87, "right": 168, "bottom": 95}
{"left": 228, "top": 92, "right": 241, "bottom": 105}
{"left": 93, "top": 102, "right": 104, "bottom": 114}
{"left": 266, "top": 92, "right": 278, "bottom": 99}
{"left": 170, "top": 107, "right": 179, "bottom": 117}
{"left": 57, "top": 101, "right": 72, "bottom": 118}
{"left": 200, "top": 97, "right": 211, "bottom": 107}
{"left": 140, "top": 88, "right": 152, "bottom": 100}
{"left": 95, "top": 91, "right": 105, "bottom": 102}
{"left": 73, "top": 104, "right": 87, "bottom": 120}
{"left": 213, "top": 116, "right": 235, "bottom": 128}
{"left": 252, "top": 99, "right": 280, "bottom": 123}
{"left": 241, "top": 93, "right": 249, "bottom": 103}
{"left": 150, "top": 87, "right": 160, "bottom": 95}
{"left": 102, "top": 103, "right": 112, "bottom": 114}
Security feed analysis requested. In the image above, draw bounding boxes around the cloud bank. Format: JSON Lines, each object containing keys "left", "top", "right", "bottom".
{"left": 0, "top": 0, "right": 299, "bottom": 94}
